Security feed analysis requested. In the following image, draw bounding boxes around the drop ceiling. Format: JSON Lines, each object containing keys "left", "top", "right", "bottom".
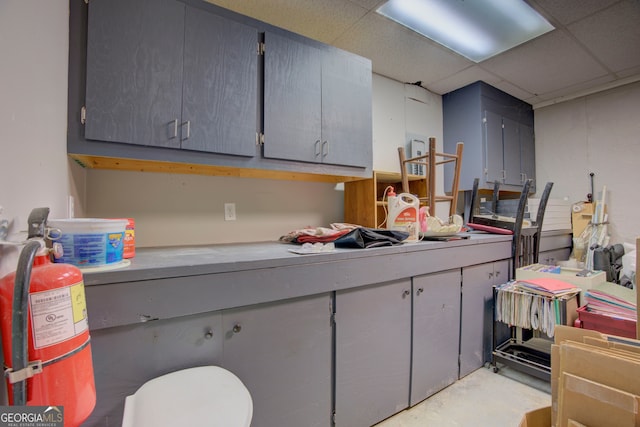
{"left": 206, "top": 0, "right": 640, "bottom": 108}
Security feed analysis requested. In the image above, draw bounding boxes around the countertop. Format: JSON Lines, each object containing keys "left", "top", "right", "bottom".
{"left": 82, "top": 232, "right": 513, "bottom": 286}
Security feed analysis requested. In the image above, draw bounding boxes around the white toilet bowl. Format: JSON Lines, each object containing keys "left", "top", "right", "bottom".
{"left": 121, "top": 366, "right": 253, "bottom": 427}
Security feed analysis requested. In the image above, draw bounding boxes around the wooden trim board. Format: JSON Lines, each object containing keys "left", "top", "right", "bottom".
{"left": 69, "top": 154, "right": 365, "bottom": 184}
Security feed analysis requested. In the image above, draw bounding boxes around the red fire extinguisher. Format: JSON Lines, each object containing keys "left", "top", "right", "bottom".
{"left": 0, "top": 208, "right": 96, "bottom": 426}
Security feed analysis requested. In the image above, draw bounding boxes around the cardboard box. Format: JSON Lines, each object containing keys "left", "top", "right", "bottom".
{"left": 519, "top": 406, "right": 551, "bottom": 427}
{"left": 551, "top": 326, "right": 640, "bottom": 426}
{"left": 571, "top": 202, "right": 594, "bottom": 237}
{"left": 559, "top": 372, "right": 640, "bottom": 426}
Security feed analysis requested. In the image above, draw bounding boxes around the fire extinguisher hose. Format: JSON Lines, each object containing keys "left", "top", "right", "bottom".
{"left": 11, "top": 239, "right": 42, "bottom": 406}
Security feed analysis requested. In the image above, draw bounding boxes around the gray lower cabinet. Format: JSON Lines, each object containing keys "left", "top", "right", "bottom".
{"left": 264, "top": 31, "right": 372, "bottom": 168}
{"left": 335, "top": 279, "right": 412, "bottom": 427}
{"left": 410, "top": 270, "right": 461, "bottom": 406}
{"left": 85, "top": 0, "right": 258, "bottom": 156}
{"left": 86, "top": 311, "right": 224, "bottom": 426}
{"left": 335, "top": 271, "right": 461, "bottom": 426}
{"left": 222, "top": 294, "right": 332, "bottom": 427}
{"left": 459, "top": 260, "right": 509, "bottom": 378}
{"left": 85, "top": 294, "right": 331, "bottom": 427}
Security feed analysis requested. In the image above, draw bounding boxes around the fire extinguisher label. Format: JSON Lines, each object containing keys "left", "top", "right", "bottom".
{"left": 29, "top": 282, "right": 89, "bottom": 349}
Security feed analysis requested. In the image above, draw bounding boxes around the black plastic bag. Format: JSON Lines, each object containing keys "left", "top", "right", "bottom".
{"left": 334, "top": 227, "right": 409, "bottom": 249}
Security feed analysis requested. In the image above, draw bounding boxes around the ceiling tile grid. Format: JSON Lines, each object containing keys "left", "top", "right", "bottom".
{"left": 205, "top": 0, "right": 640, "bottom": 107}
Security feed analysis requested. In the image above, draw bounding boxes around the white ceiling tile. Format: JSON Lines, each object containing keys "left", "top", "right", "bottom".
{"left": 426, "top": 66, "right": 503, "bottom": 95}
{"left": 530, "top": 0, "right": 620, "bottom": 25}
{"left": 568, "top": 1, "right": 640, "bottom": 73}
{"left": 205, "top": 0, "right": 369, "bottom": 45}
{"left": 480, "top": 30, "right": 610, "bottom": 96}
{"left": 531, "top": 75, "right": 616, "bottom": 107}
{"left": 333, "top": 12, "right": 471, "bottom": 85}
{"left": 617, "top": 65, "right": 640, "bottom": 79}
{"left": 348, "top": 0, "right": 385, "bottom": 11}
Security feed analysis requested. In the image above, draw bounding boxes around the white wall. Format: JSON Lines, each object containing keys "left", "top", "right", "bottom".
{"left": 535, "top": 81, "right": 640, "bottom": 246}
{"left": 0, "top": 0, "right": 77, "bottom": 278}
{"left": 85, "top": 171, "right": 344, "bottom": 246}
{"left": 83, "top": 75, "right": 445, "bottom": 248}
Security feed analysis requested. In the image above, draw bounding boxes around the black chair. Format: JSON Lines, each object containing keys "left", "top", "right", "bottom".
{"left": 468, "top": 179, "right": 554, "bottom": 278}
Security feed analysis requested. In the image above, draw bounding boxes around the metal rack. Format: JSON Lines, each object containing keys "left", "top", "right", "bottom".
{"left": 470, "top": 178, "right": 558, "bottom": 381}
{"left": 491, "top": 285, "right": 553, "bottom": 381}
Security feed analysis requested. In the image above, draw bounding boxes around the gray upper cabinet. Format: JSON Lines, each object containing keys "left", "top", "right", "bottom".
{"left": 181, "top": 7, "right": 258, "bottom": 156}
{"left": 263, "top": 32, "right": 322, "bottom": 164}
{"left": 85, "top": 0, "right": 258, "bottom": 157}
{"left": 85, "top": 0, "right": 185, "bottom": 149}
{"left": 444, "top": 81, "right": 535, "bottom": 192}
{"left": 72, "top": 0, "right": 373, "bottom": 178}
{"left": 264, "top": 32, "right": 372, "bottom": 168}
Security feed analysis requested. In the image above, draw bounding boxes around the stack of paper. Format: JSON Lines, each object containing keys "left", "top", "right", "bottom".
{"left": 515, "top": 277, "right": 580, "bottom": 297}
{"left": 495, "top": 280, "right": 580, "bottom": 338}
{"left": 584, "top": 282, "right": 637, "bottom": 322}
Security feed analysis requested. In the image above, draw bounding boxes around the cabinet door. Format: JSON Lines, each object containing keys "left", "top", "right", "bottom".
{"left": 335, "top": 280, "right": 411, "bottom": 427}
{"left": 263, "top": 31, "right": 322, "bottom": 163}
{"left": 520, "top": 123, "right": 536, "bottom": 190}
{"left": 460, "top": 260, "right": 508, "bottom": 378}
{"left": 503, "top": 117, "right": 522, "bottom": 186}
{"left": 320, "top": 50, "right": 372, "bottom": 168}
{"left": 85, "top": 0, "right": 184, "bottom": 148}
{"left": 483, "top": 110, "right": 504, "bottom": 184}
{"left": 222, "top": 294, "right": 332, "bottom": 427}
{"left": 86, "top": 311, "right": 223, "bottom": 426}
{"left": 411, "top": 270, "right": 461, "bottom": 406}
{"left": 182, "top": 7, "right": 258, "bottom": 156}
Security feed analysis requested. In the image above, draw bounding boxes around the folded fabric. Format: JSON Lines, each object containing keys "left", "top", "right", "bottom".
{"left": 296, "top": 228, "right": 352, "bottom": 243}
{"left": 333, "top": 227, "right": 409, "bottom": 249}
{"left": 279, "top": 223, "right": 360, "bottom": 243}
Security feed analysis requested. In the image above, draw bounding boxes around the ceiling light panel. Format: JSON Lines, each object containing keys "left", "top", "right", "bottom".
{"left": 377, "top": 0, "right": 555, "bottom": 62}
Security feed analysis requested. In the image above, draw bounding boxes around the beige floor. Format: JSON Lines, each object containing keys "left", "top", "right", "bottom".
{"left": 375, "top": 366, "right": 551, "bottom": 427}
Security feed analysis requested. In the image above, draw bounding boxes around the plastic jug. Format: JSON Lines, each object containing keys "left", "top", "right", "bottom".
{"left": 387, "top": 191, "right": 420, "bottom": 242}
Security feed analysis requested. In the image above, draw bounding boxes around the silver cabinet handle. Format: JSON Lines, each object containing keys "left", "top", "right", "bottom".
{"left": 416, "top": 287, "right": 424, "bottom": 296}
{"left": 205, "top": 329, "right": 213, "bottom": 339}
{"left": 322, "top": 140, "right": 328, "bottom": 157}
{"left": 314, "top": 140, "right": 321, "bottom": 157}
{"left": 169, "top": 119, "right": 178, "bottom": 139}
{"left": 181, "top": 120, "right": 191, "bottom": 140}
{"left": 232, "top": 324, "right": 242, "bottom": 334}
{"left": 402, "top": 290, "right": 410, "bottom": 298}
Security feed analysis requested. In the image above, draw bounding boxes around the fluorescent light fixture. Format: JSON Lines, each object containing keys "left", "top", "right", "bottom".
{"left": 376, "top": 0, "right": 554, "bottom": 62}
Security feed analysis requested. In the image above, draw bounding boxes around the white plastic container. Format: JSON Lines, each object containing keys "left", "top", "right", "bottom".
{"left": 387, "top": 193, "right": 420, "bottom": 242}
{"left": 47, "top": 218, "right": 128, "bottom": 267}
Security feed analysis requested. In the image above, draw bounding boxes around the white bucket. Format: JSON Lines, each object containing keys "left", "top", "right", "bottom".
{"left": 47, "top": 218, "right": 128, "bottom": 267}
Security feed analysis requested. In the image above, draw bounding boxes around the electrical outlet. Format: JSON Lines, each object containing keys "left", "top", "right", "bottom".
{"left": 224, "top": 203, "right": 236, "bottom": 221}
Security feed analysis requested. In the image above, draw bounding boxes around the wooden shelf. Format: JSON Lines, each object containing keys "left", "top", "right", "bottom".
{"left": 344, "top": 170, "right": 427, "bottom": 228}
